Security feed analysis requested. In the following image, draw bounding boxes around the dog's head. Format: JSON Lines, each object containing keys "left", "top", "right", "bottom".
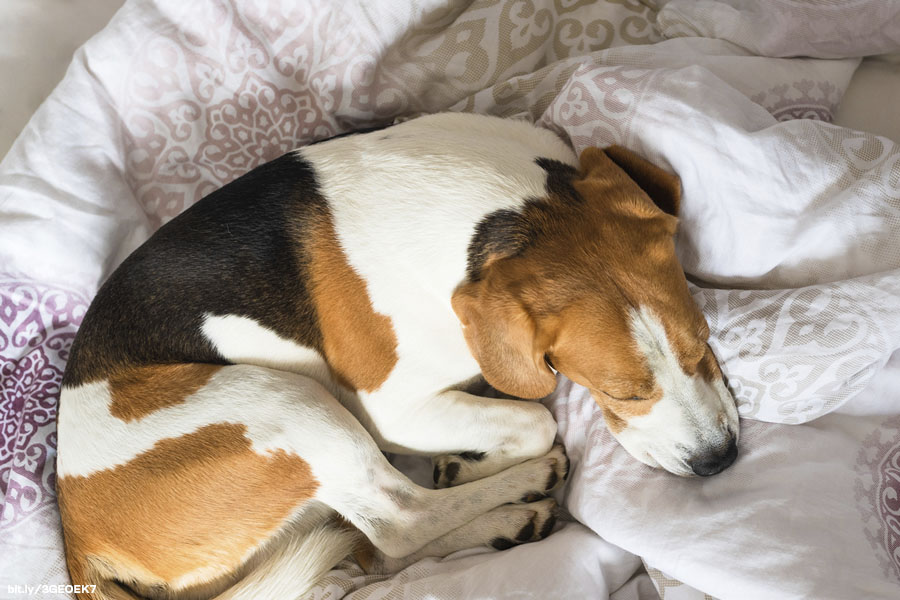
{"left": 453, "top": 146, "right": 739, "bottom": 477}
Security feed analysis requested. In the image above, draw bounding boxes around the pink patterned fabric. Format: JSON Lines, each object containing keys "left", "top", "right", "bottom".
{"left": 857, "top": 414, "right": 900, "bottom": 582}
{"left": 121, "top": 0, "right": 362, "bottom": 224}
{"left": 0, "top": 280, "right": 87, "bottom": 527}
{"left": 0, "top": 280, "right": 89, "bottom": 594}
{"left": 877, "top": 447, "right": 900, "bottom": 580}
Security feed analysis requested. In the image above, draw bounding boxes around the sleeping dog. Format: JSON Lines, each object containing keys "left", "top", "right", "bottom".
{"left": 56, "top": 113, "right": 739, "bottom": 599}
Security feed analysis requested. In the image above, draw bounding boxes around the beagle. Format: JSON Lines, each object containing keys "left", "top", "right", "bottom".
{"left": 56, "top": 113, "right": 739, "bottom": 599}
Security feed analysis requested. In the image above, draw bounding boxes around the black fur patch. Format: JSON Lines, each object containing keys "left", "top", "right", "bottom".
{"left": 63, "top": 152, "right": 328, "bottom": 386}
{"left": 465, "top": 208, "right": 531, "bottom": 281}
{"left": 535, "top": 158, "right": 580, "bottom": 199}
{"left": 464, "top": 157, "right": 581, "bottom": 281}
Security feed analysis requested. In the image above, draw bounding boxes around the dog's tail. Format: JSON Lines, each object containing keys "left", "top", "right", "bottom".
{"left": 216, "top": 522, "right": 359, "bottom": 600}
{"left": 67, "top": 522, "right": 360, "bottom": 600}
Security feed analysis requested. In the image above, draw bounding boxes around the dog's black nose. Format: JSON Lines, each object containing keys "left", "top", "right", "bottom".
{"left": 690, "top": 437, "right": 738, "bottom": 477}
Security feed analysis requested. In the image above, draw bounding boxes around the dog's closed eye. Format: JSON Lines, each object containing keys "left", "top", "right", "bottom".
{"left": 601, "top": 391, "right": 644, "bottom": 401}
{"left": 543, "top": 354, "right": 558, "bottom": 374}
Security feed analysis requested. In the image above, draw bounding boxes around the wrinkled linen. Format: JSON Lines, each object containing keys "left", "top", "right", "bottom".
{"left": 2, "top": 1, "right": 900, "bottom": 598}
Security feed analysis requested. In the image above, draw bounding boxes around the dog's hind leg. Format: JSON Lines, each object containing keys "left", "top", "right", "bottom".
{"left": 59, "top": 364, "right": 565, "bottom": 597}
{"left": 58, "top": 364, "right": 363, "bottom": 600}
{"left": 245, "top": 374, "right": 569, "bottom": 560}
{"left": 64, "top": 517, "right": 358, "bottom": 600}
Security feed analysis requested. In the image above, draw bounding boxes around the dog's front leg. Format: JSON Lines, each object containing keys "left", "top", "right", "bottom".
{"left": 347, "top": 389, "right": 559, "bottom": 487}
{"left": 358, "top": 497, "right": 561, "bottom": 574}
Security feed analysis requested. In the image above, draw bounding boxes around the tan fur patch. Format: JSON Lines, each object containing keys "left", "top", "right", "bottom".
{"left": 598, "top": 391, "right": 664, "bottom": 431}
{"left": 602, "top": 409, "right": 627, "bottom": 434}
{"left": 306, "top": 213, "right": 398, "bottom": 392}
{"left": 334, "top": 515, "right": 379, "bottom": 573}
{"left": 602, "top": 144, "right": 682, "bottom": 217}
{"left": 108, "top": 363, "right": 221, "bottom": 422}
{"left": 694, "top": 345, "right": 723, "bottom": 382}
{"left": 58, "top": 423, "right": 318, "bottom": 593}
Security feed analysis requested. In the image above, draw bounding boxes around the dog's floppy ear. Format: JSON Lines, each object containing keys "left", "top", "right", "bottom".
{"left": 579, "top": 146, "right": 682, "bottom": 217}
{"left": 601, "top": 145, "right": 681, "bottom": 217}
{"left": 452, "top": 279, "right": 556, "bottom": 400}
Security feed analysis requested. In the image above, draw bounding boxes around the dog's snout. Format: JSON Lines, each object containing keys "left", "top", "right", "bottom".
{"left": 689, "top": 437, "right": 738, "bottom": 477}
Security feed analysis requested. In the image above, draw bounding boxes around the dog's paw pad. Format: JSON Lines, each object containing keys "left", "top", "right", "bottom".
{"left": 514, "top": 516, "right": 536, "bottom": 542}
{"left": 544, "top": 464, "right": 559, "bottom": 491}
{"left": 444, "top": 461, "right": 461, "bottom": 484}
{"left": 432, "top": 451, "right": 486, "bottom": 488}
{"left": 491, "top": 537, "right": 516, "bottom": 550}
{"left": 432, "top": 455, "right": 461, "bottom": 488}
{"left": 538, "top": 511, "right": 558, "bottom": 539}
{"left": 530, "top": 497, "right": 560, "bottom": 541}
{"left": 519, "top": 492, "right": 545, "bottom": 503}
{"left": 490, "top": 498, "right": 559, "bottom": 552}
{"left": 531, "top": 444, "right": 568, "bottom": 495}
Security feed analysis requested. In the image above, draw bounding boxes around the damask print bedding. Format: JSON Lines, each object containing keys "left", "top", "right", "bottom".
{"left": 1, "top": 1, "right": 900, "bottom": 598}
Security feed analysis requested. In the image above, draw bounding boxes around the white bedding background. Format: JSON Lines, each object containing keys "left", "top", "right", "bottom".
{"left": 1, "top": 1, "right": 900, "bottom": 599}
{"left": 0, "top": 0, "right": 124, "bottom": 161}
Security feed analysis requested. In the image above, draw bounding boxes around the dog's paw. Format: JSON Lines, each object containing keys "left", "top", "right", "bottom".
{"left": 540, "top": 443, "right": 570, "bottom": 492}
{"left": 488, "top": 498, "right": 560, "bottom": 550}
{"left": 432, "top": 451, "right": 487, "bottom": 488}
{"left": 514, "top": 443, "right": 569, "bottom": 501}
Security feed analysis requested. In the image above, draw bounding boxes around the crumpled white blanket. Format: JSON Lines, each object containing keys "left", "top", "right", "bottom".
{"left": 2, "top": 1, "right": 900, "bottom": 599}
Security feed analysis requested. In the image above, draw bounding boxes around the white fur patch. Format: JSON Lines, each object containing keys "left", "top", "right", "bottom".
{"left": 202, "top": 314, "right": 328, "bottom": 375}
{"left": 611, "top": 306, "right": 738, "bottom": 476}
{"left": 56, "top": 366, "right": 353, "bottom": 478}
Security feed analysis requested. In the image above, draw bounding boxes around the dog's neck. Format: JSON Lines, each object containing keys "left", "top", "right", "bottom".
{"left": 297, "top": 116, "right": 579, "bottom": 304}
